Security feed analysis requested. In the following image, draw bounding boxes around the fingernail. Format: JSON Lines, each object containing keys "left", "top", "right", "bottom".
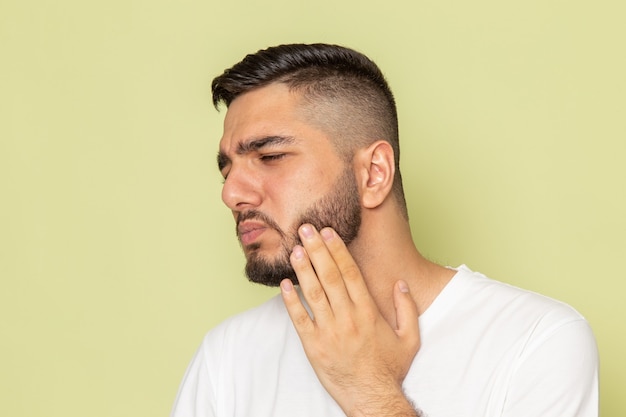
{"left": 292, "top": 245, "right": 305, "bottom": 260}
{"left": 281, "top": 279, "right": 294, "bottom": 292}
{"left": 320, "top": 228, "right": 334, "bottom": 241}
{"left": 398, "top": 280, "right": 410, "bottom": 293}
{"left": 300, "top": 224, "right": 314, "bottom": 239}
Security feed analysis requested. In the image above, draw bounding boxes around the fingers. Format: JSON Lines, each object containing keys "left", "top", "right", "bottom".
{"left": 393, "top": 280, "right": 420, "bottom": 348}
{"left": 293, "top": 225, "right": 356, "bottom": 316}
{"left": 280, "top": 278, "right": 315, "bottom": 335}
{"left": 315, "top": 227, "right": 372, "bottom": 304}
{"left": 289, "top": 243, "right": 337, "bottom": 323}
{"left": 301, "top": 225, "right": 372, "bottom": 302}
{"left": 280, "top": 224, "right": 357, "bottom": 337}
{"left": 282, "top": 224, "right": 419, "bottom": 352}
{"left": 280, "top": 225, "right": 422, "bottom": 397}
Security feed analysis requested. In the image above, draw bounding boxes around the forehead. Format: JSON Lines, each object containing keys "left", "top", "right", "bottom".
{"left": 219, "top": 83, "right": 303, "bottom": 148}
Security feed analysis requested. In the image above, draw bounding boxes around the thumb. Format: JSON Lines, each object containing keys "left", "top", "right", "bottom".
{"left": 393, "top": 280, "right": 420, "bottom": 347}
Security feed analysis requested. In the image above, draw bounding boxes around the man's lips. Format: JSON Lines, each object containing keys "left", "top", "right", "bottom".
{"left": 237, "top": 221, "right": 268, "bottom": 246}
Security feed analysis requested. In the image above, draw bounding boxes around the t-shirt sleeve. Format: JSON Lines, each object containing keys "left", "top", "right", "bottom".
{"left": 502, "top": 318, "right": 599, "bottom": 417}
{"left": 170, "top": 338, "right": 217, "bottom": 417}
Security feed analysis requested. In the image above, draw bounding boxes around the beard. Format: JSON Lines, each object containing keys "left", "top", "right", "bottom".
{"left": 238, "top": 167, "right": 362, "bottom": 287}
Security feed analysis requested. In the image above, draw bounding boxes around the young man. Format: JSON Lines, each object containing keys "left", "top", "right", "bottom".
{"left": 171, "top": 44, "right": 598, "bottom": 417}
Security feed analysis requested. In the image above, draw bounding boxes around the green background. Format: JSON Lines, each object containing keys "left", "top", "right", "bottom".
{"left": 1, "top": 0, "right": 624, "bottom": 415}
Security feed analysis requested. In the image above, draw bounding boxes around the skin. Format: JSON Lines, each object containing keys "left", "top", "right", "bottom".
{"left": 218, "top": 82, "right": 456, "bottom": 417}
{"left": 219, "top": 83, "right": 347, "bottom": 261}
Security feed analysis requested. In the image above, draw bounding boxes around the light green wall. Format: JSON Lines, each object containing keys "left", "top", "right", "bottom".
{"left": 1, "top": 0, "right": 623, "bottom": 415}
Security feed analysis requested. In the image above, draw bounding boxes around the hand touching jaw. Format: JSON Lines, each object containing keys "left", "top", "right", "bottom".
{"left": 280, "top": 224, "right": 423, "bottom": 417}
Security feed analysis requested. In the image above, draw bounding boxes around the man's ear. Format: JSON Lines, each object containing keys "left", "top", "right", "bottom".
{"left": 355, "top": 140, "right": 395, "bottom": 209}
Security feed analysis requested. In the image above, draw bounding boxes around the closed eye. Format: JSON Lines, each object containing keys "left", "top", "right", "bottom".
{"left": 260, "top": 153, "right": 287, "bottom": 162}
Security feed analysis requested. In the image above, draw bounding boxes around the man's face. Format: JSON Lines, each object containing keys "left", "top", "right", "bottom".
{"left": 217, "top": 83, "right": 362, "bottom": 286}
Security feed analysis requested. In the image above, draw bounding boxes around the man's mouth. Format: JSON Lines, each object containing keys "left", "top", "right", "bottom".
{"left": 237, "top": 221, "right": 268, "bottom": 246}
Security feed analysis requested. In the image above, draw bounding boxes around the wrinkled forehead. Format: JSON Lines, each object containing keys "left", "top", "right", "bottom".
{"left": 218, "top": 83, "right": 310, "bottom": 148}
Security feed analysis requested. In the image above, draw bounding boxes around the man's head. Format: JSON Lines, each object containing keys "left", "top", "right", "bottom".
{"left": 212, "top": 44, "right": 407, "bottom": 286}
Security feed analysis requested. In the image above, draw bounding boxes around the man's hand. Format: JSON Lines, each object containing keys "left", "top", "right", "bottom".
{"left": 280, "top": 224, "right": 421, "bottom": 417}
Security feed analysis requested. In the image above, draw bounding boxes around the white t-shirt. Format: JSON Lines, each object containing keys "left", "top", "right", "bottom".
{"left": 171, "top": 266, "right": 598, "bottom": 417}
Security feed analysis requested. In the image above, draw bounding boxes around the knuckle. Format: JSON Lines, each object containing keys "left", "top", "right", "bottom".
{"left": 322, "top": 269, "right": 343, "bottom": 285}
{"left": 341, "top": 263, "right": 362, "bottom": 281}
{"left": 306, "top": 285, "right": 327, "bottom": 304}
{"left": 292, "top": 312, "right": 311, "bottom": 328}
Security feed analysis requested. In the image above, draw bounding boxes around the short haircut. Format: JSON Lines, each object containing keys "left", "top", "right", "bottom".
{"left": 212, "top": 43, "right": 407, "bottom": 218}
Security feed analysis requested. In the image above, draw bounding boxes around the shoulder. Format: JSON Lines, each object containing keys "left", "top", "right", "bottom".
{"left": 426, "top": 265, "right": 596, "bottom": 352}
{"left": 451, "top": 265, "right": 596, "bottom": 354}
{"left": 412, "top": 266, "right": 598, "bottom": 415}
{"left": 453, "top": 265, "right": 587, "bottom": 320}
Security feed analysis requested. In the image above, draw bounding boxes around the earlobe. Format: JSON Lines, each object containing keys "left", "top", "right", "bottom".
{"left": 358, "top": 141, "right": 395, "bottom": 209}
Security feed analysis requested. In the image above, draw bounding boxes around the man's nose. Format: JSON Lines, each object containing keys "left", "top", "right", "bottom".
{"left": 221, "top": 164, "right": 262, "bottom": 211}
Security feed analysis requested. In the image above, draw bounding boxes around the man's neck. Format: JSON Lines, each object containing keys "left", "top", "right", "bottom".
{"left": 349, "top": 219, "right": 455, "bottom": 328}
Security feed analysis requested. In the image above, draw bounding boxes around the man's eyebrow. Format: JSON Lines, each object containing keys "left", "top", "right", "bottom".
{"left": 237, "top": 135, "right": 295, "bottom": 154}
{"left": 217, "top": 135, "right": 295, "bottom": 172}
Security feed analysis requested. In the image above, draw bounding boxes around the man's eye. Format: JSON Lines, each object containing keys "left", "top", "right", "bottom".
{"left": 260, "top": 153, "right": 286, "bottom": 162}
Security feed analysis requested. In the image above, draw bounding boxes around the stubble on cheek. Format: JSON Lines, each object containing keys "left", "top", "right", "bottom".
{"left": 239, "top": 167, "right": 361, "bottom": 286}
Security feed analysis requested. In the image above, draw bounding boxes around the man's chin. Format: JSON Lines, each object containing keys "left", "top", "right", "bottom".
{"left": 244, "top": 255, "right": 298, "bottom": 287}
